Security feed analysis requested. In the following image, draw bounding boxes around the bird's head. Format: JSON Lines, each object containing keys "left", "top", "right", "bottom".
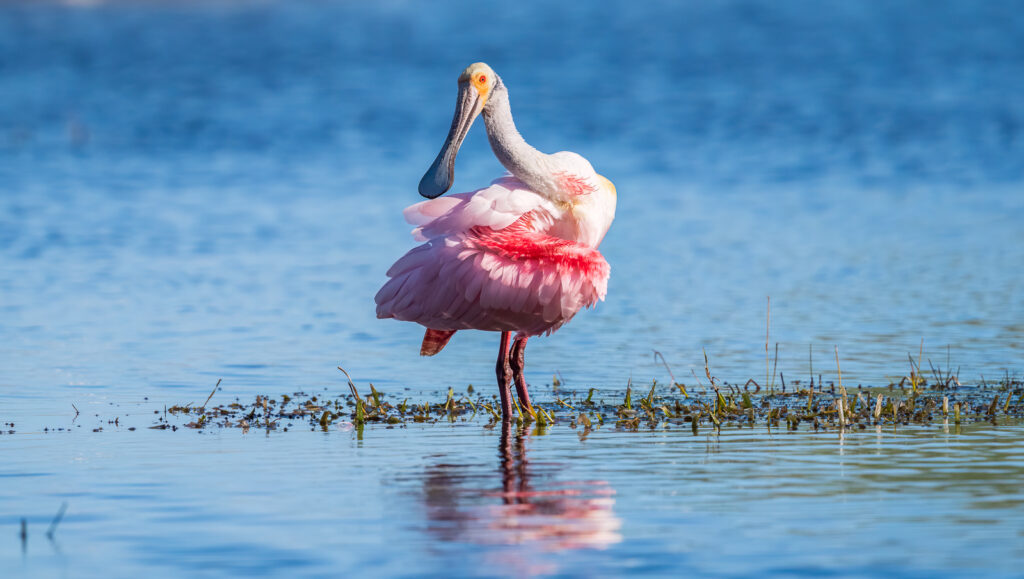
{"left": 458, "top": 62, "right": 497, "bottom": 109}
{"left": 419, "top": 63, "right": 499, "bottom": 199}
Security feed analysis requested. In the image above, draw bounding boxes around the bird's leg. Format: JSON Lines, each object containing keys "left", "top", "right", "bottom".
{"left": 509, "top": 334, "right": 534, "bottom": 416}
{"left": 496, "top": 331, "right": 514, "bottom": 421}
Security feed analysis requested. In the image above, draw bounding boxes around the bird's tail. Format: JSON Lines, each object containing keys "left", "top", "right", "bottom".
{"left": 420, "top": 329, "right": 457, "bottom": 356}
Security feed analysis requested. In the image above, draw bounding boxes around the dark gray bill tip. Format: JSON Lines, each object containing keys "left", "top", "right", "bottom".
{"left": 418, "top": 160, "right": 452, "bottom": 199}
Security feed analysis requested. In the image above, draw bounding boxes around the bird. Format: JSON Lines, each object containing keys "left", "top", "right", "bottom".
{"left": 375, "top": 62, "right": 616, "bottom": 422}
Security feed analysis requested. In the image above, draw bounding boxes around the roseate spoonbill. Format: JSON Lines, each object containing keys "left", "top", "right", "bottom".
{"left": 375, "top": 63, "right": 616, "bottom": 421}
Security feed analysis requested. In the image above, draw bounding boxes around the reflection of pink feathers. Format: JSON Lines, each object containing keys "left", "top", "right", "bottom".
{"left": 482, "top": 496, "right": 621, "bottom": 552}
{"left": 376, "top": 177, "right": 609, "bottom": 338}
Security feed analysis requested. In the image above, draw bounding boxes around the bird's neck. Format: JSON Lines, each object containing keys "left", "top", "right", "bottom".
{"left": 482, "top": 82, "right": 550, "bottom": 189}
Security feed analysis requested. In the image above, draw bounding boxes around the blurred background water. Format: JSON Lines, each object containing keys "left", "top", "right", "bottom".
{"left": 1, "top": 0, "right": 1023, "bottom": 576}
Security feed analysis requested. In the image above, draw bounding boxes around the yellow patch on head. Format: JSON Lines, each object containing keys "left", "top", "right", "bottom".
{"left": 597, "top": 174, "right": 616, "bottom": 196}
{"left": 459, "top": 62, "right": 495, "bottom": 105}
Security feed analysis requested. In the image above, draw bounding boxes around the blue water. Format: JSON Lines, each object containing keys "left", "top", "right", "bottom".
{"left": 2, "top": 0, "right": 1023, "bottom": 576}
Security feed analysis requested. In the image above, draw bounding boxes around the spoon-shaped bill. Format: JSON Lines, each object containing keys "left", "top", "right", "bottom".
{"left": 418, "top": 83, "right": 482, "bottom": 199}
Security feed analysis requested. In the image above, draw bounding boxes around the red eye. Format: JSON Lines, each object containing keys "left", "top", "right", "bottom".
{"left": 478, "top": 75, "right": 487, "bottom": 83}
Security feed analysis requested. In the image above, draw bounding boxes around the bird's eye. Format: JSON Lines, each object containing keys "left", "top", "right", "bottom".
{"left": 478, "top": 75, "right": 487, "bottom": 84}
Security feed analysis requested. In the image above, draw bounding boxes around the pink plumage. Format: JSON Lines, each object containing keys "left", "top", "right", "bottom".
{"left": 375, "top": 177, "right": 609, "bottom": 339}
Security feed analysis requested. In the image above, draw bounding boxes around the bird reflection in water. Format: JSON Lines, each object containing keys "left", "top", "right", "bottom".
{"left": 422, "top": 421, "right": 621, "bottom": 562}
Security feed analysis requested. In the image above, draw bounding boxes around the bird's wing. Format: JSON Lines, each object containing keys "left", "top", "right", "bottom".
{"left": 402, "top": 176, "right": 548, "bottom": 241}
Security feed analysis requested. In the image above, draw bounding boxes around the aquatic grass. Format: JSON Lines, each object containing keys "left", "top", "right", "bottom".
{"left": 484, "top": 403, "right": 500, "bottom": 421}
{"left": 443, "top": 387, "right": 454, "bottom": 412}
{"left": 902, "top": 339, "right": 926, "bottom": 393}
{"left": 640, "top": 381, "right": 657, "bottom": 411}
{"left": 148, "top": 379, "right": 1017, "bottom": 434}
{"left": 369, "top": 384, "right": 383, "bottom": 410}
{"left": 58, "top": 352, "right": 1018, "bottom": 436}
{"left": 987, "top": 395, "right": 1000, "bottom": 418}
{"left": 554, "top": 397, "right": 575, "bottom": 410}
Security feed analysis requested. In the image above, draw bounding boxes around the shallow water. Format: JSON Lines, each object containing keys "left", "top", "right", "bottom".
{"left": 5, "top": 418, "right": 1024, "bottom": 577}
{"left": 1, "top": 0, "right": 1023, "bottom": 576}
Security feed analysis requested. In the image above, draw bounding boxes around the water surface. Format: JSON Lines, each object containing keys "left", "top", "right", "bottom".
{"left": 1, "top": 0, "right": 1023, "bottom": 576}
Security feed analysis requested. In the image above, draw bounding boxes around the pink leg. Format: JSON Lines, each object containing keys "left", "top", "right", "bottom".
{"left": 509, "top": 334, "right": 533, "bottom": 415}
{"left": 495, "top": 331, "right": 514, "bottom": 421}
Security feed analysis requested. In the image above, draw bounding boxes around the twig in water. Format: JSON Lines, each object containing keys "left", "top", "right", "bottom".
{"left": 834, "top": 346, "right": 843, "bottom": 391}
{"left": 919, "top": 338, "right": 924, "bottom": 373}
{"left": 765, "top": 296, "right": 771, "bottom": 392}
{"left": 72, "top": 404, "right": 80, "bottom": 420}
{"left": 702, "top": 348, "right": 719, "bottom": 393}
{"left": 927, "top": 358, "right": 942, "bottom": 388}
{"left": 653, "top": 350, "right": 678, "bottom": 387}
{"left": 201, "top": 379, "right": 222, "bottom": 410}
{"left": 690, "top": 369, "right": 706, "bottom": 394}
{"left": 771, "top": 342, "right": 779, "bottom": 393}
{"left": 809, "top": 344, "right": 814, "bottom": 389}
{"left": 338, "top": 366, "right": 360, "bottom": 399}
{"left": 46, "top": 502, "right": 68, "bottom": 540}
{"left": 20, "top": 518, "right": 27, "bottom": 551}
{"left": 946, "top": 345, "right": 952, "bottom": 385}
